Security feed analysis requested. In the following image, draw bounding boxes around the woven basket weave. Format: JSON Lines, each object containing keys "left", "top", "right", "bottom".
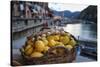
{"left": 20, "top": 46, "right": 76, "bottom": 65}
{"left": 20, "top": 29, "right": 77, "bottom": 65}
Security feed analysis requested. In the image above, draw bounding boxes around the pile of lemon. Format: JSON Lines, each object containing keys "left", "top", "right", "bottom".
{"left": 20, "top": 31, "right": 77, "bottom": 58}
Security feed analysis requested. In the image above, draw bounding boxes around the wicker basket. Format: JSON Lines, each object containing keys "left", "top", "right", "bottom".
{"left": 20, "top": 46, "right": 76, "bottom": 65}
{"left": 20, "top": 29, "right": 77, "bottom": 65}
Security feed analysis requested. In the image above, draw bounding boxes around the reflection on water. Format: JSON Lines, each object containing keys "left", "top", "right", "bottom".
{"left": 63, "top": 24, "right": 82, "bottom": 37}
{"left": 12, "top": 23, "right": 97, "bottom": 49}
{"left": 63, "top": 23, "right": 97, "bottom": 41}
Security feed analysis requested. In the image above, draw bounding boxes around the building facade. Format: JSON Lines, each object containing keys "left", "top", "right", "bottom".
{"left": 11, "top": 1, "right": 53, "bottom": 39}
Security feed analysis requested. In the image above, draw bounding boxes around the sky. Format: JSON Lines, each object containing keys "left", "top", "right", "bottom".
{"left": 48, "top": 3, "right": 89, "bottom": 12}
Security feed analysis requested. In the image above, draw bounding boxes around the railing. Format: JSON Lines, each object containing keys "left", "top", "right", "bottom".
{"left": 12, "top": 20, "right": 44, "bottom": 32}
{"left": 12, "top": 17, "right": 95, "bottom": 33}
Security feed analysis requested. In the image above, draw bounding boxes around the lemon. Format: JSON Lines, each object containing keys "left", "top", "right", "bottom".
{"left": 25, "top": 47, "right": 33, "bottom": 55}
{"left": 53, "top": 35, "right": 60, "bottom": 41}
{"left": 60, "top": 36, "right": 70, "bottom": 45}
{"left": 42, "top": 38, "right": 48, "bottom": 46}
{"left": 68, "top": 38, "right": 76, "bottom": 46}
{"left": 25, "top": 45, "right": 32, "bottom": 51}
{"left": 48, "top": 39, "right": 56, "bottom": 47}
{"left": 42, "top": 37, "right": 48, "bottom": 46}
{"left": 35, "top": 40, "right": 45, "bottom": 52}
{"left": 47, "top": 35, "right": 54, "bottom": 41}
{"left": 65, "top": 45, "right": 73, "bottom": 50}
{"left": 55, "top": 41, "right": 64, "bottom": 47}
{"left": 43, "top": 46, "right": 50, "bottom": 53}
{"left": 30, "top": 52, "right": 43, "bottom": 58}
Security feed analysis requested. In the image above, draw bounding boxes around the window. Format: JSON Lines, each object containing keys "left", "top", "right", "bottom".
{"left": 25, "top": 20, "right": 28, "bottom": 25}
{"left": 34, "top": 19, "right": 37, "bottom": 23}
{"left": 40, "top": 19, "right": 42, "bottom": 22}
